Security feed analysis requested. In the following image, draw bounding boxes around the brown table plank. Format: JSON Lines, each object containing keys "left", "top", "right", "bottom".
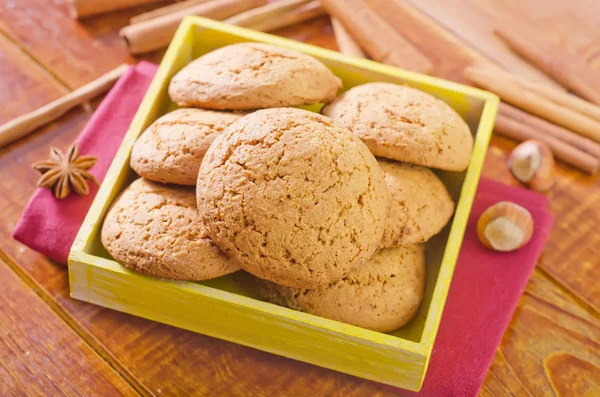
{"left": 272, "top": 15, "right": 336, "bottom": 51}
{"left": 482, "top": 135, "right": 600, "bottom": 312}
{"left": 0, "top": 259, "right": 138, "bottom": 397}
{"left": 0, "top": 2, "right": 599, "bottom": 396}
{"left": 471, "top": 0, "right": 600, "bottom": 312}
{"left": 403, "top": 0, "right": 565, "bottom": 90}
{"left": 0, "top": 33, "right": 68, "bottom": 124}
{"left": 69, "top": 0, "right": 172, "bottom": 66}
{"left": 474, "top": 0, "right": 600, "bottom": 68}
{"left": 483, "top": 269, "right": 600, "bottom": 396}
{"left": 0, "top": 16, "right": 397, "bottom": 397}
{"left": 371, "top": 0, "right": 600, "bottom": 312}
{"left": 481, "top": 354, "right": 532, "bottom": 396}
{"left": 0, "top": 0, "right": 124, "bottom": 88}
{"left": 365, "top": 0, "right": 484, "bottom": 84}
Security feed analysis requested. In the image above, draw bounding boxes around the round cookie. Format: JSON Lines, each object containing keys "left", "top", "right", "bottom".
{"left": 101, "top": 178, "right": 238, "bottom": 281}
{"left": 255, "top": 244, "right": 426, "bottom": 332}
{"left": 130, "top": 108, "right": 243, "bottom": 186}
{"left": 197, "top": 108, "right": 388, "bottom": 289}
{"left": 322, "top": 83, "right": 473, "bottom": 171}
{"left": 379, "top": 160, "right": 455, "bottom": 248}
{"left": 169, "top": 42, "right": 342, "bottom": 110}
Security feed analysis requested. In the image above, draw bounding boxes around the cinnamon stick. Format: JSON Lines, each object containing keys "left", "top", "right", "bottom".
{"left": 484, "top": 65, "right": 600, "bottom": 123}
{"left": 496, "top": 25, "right": 600, "bottom": 105}
{"left": 130, "top": 0, "right": 212, "bottom": 24}
{"left": 322, "top": 0, "right": 433, "bottom": 73}
{"left": 120, "top": 0, "right": 267, "bottom": 54}
{"left": 254, "top": 1, "right": 324, "bottom": 32}
{"left": 465, "top": 65, "right": 600, "bottom": 143}
{"left": 330, "top": 17, "right": 366, "bottom": 58}
{"left": 494, "top": 114, "right": 599, "bottom": 174}
{"left": 68, "top": 0, "right": 163, "bottom": 19}
{"left": 0, "top": 64, "right": 129, "bottom": 149}
{"left": 225, "top": 0, "right": 325, "bottom": 32}
{"left": 499, "top": 103, "right": 600, "bottom": 159}
{"left": 225, "top": 0, "right": 309, "bottom": 25}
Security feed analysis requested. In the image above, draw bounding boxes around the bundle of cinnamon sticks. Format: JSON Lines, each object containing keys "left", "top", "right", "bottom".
{"left": 26, "top": 0, "right": 600, "bottom": 177}
{"left": 462, "top": 24, "right": 600, "bottom": 174}
{"left": 0, "top": 1, "right": 328, "bottom": 147}
{"left": 120, "top": 0, "right": 326, "bottom": 54}
{"left": 463, "top": 63, "right": 600, "bottom": 174}
{"left": 323, "top": 0, "right": 600, "bottom": 174}
{"left": 68, "top": 0, "right": 167, "bottom": 19}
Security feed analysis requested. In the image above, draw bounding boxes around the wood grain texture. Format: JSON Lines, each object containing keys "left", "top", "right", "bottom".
{"left": 0, "top": 64, "right": 128, "bottom": 148}
{"left": 482, "top": 135, "right": 600, "bottom": 313}
{"left": 366, "top": 0, "right": 485, "bottom": 83}
{"left": 473, "top": 0, "right": 600, "bottom": 69}
{"left": 403, "top": 0, "right": 565, "bottom": 90}
{"left": 495, "top": 24, "right": 600, "bottom": 104}
{"left": 0, "top": 1, "right": 599, "bottom": 396}
{"left": 69, "top": 0, "right": 167, "bottom": 19}
{"left": 271, "top": 15, "right": 335, "bottom": 51}
{"left": 483, "top": 269, "right": 600, "bottom": 397}
{"left": 0, "top": 259, "right": 138, "bottom": 397}
{"left": 392, "top": 0, "right": 600, "bottom": 315}
{"left": 72, "top": 0, "right": 172, "bottom": 65}
{"left": 330, "top": 17, "right": 365, "bottom": 58}
{"left": 0, "top": 34, "right": 68, "bottom": 124}
{"left": 322, "top": 0, "right": 433, "bottom": 73}
{"left": 0, "top": 0, "right": 124, "bottom": 88}
{"left": 120, "top": 0, "right": 268, "bottom": 54}
{"left": 130, "top": 0, "right": 211, "bottom": 24}
{"left": 0, "top": 17, "right": 396, "bottom": 397}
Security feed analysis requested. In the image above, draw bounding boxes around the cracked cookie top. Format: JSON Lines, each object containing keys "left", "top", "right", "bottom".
{"left": 379, "top": 160, "right": 455, "bottom": 248}
{"left": 322, "top": 83, "right": 473, "bottom": 171}
{"left": 168, "top": 43, "right": 342, "bottom": 110}
{"left": 101, "top": 178, "right": 239, "bottom": 281}
{"left": 197, "top": 107, "right": 388, "bottom": 288}
{"left": 130, "top": 108, "right": 244, "bottom": 186}
{"left": 254, "top": 244, "right": 426, "bottom": 332}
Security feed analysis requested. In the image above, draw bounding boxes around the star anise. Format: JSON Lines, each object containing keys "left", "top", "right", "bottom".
{"left": 32, "top": 143, "right": 99, "bottom": 199}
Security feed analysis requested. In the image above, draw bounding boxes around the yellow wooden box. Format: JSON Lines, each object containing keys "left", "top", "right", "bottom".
{"left": 69, "top": 17, "right": 498, "bottom": 392}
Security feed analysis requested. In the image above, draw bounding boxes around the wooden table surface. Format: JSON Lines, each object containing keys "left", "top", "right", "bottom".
{"left": 0, "top": 1, "right": 599, "bottom": 396}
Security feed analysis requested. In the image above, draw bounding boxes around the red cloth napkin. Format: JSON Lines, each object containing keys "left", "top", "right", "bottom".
{"left": 391, "top": 177, "right": 553, "bottom": 396}
{"left": 12, "top": 61, "right": 158, "bottom": 264}
{"left": 12, "top": 62, "right": 553, "bottom": 396}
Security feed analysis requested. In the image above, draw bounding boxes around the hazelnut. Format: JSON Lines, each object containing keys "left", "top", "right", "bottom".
{"left": 507, "top": 140, "right": 554, "bottom": 192}
{"left": 477, "top": 201, "right": 534, "bottom": 252}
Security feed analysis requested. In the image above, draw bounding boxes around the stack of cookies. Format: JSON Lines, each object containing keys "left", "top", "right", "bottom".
{"left": 101, "top": 42, "right": 473, "bottom": 333}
